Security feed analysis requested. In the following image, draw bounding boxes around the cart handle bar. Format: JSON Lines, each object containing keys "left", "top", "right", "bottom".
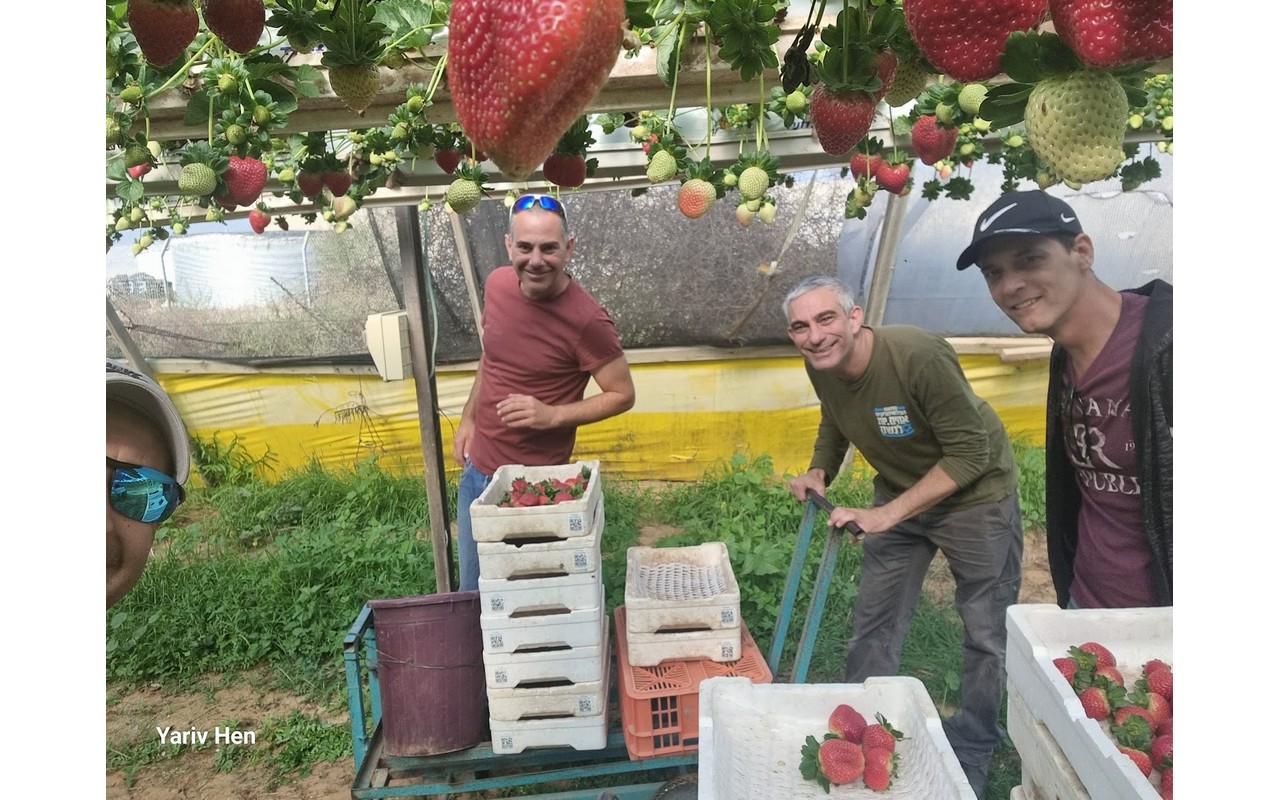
{"left": 805, "top": 488, "right": 865, "bottom": 541}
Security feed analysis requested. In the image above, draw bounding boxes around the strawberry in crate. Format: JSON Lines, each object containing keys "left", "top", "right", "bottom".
{"left": 497, "top": 465, "right": 592, "bottom": 507}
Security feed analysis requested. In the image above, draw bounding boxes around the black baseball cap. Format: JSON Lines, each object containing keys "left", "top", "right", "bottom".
{"left": 956, "top": 189, "right": 1084, "bottom": 270}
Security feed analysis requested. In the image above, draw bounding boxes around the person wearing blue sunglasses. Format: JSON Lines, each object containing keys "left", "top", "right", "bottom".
{"left": 451, "top": 193, "right": 636, "bottom": 591}
{"left": 107, "top": 360, "right": 192, "bottom": 608}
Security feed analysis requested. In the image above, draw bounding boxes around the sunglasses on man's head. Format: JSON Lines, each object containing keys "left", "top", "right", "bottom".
{"left": 107, "top": 457, "right": 185, "bottom": 524}
{"left": 509, "top": 193, "right": 568, "bottom": 227}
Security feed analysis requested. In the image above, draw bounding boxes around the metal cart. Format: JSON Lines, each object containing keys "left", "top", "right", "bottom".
{"left": 343, "top": 491, "right": 857, "bottom": 799}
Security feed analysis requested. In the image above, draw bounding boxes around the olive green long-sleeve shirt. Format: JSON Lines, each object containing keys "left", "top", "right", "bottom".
{"left": 807, "top": 325, "right": 1017, "bottom": 511}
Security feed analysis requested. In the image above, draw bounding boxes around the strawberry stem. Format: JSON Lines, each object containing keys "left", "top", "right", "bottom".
{"left": 145, "top": 38, "right": 218, "bottom": 102}
{"left": 665, "top": 19, "right": 687, "bottom": 138}
{"left": 756, "top": 75, "right": 767, "bottom": 152}
{"left": 703, "top": 34, "right": 713, "bottom": 149}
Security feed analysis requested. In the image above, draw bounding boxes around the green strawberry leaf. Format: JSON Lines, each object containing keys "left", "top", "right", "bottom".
{"left": 655, "top": 21, "right": 695, "bottom": 88}
{"left": 374, "top": 0, "right": 441, "bottom": 50}
{"left": 184, "top": 90, "right": 213, "bottom": 128}
{"left": 1037, "top": 32, "right": 1084, "bottom": 75}
{"left": 625, "top": 0, "right": 656, "bottom": 29}
{"left": 116, "top": 180, "right": 145, "bottom": 204}
{"left": 978, "top": 84, "right": 1032, "bottom": 130}
{"left": 999, "top": 31, "right": 1046, "bottom": 84}
{"left": 943, "top": 177, "right": 975, "bottom": 201}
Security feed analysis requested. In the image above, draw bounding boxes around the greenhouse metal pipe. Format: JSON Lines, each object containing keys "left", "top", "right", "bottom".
{"left": 864, "top": 192, "right": 909, "bottom": 327}
{"left": 106, "top": 296, "right": 154, "bottom": 378}
{"left": 449, "top": 208, "right": 485, "bottom": 351}
{"left": 395, "top": 205, "right": 454, "bottom": 593}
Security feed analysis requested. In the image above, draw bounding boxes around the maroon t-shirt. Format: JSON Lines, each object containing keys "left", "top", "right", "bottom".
{"left": 468, "top": 266, "right": 624, "bottom": 475}
{"left": 1065, "top": 293, "right": 1154, "bottom": 608}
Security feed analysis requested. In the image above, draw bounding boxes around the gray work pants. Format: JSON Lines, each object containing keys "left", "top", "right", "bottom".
{"left": 841, "top": 491, "right": 1023, "bottom": 772}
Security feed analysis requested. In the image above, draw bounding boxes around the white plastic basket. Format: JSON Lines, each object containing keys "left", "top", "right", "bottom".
{"left": 471, "top": 460, "right": 602, "bottom": 543}
{"left": 1006, "top": 604, "right": 1172, "bottom": 800}
{"left": 698, "top": 677, "right": 976, "bottom": 800}
{"left": 625, "top": 625, "right": 742, "bottom": 667}
{"left": 624, "top": 542, "right": 741, "bottom": 634}
{"left": 478, "top": 571, "right": 603, "bottom": 620}
{"left": 480, "top": 583, "right": 605, "bottom": 656}
{"left": 477, "top": 500, "right": 603, "bottom": 580}
{"left": 482, "top": 605, "right": 609, "bottom": 690}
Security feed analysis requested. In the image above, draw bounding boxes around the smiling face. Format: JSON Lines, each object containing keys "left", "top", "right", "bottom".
{"left": 505, "top": 208, "right": 574, "bottom": 301}
{"left": 786, "top": 287, "right": 865, "bottom": 377}
{"left": 106, "top": 402, "right": 172, "bottom": 608}
{"left": 976, "top": 232, "right": 1094, "bottom": 337}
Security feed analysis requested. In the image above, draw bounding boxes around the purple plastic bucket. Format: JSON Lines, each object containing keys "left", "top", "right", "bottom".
{"left": 368, "top": 591, "right": 486, "bottom": 756}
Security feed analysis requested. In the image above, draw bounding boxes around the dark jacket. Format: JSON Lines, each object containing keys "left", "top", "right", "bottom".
{"left": 1044, "top": 279, "right": 1173, "bottom": 608}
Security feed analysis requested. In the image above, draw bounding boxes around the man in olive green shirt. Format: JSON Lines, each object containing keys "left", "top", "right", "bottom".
{"left": 784, "top": 275, "right": 1023, "bottom": 798}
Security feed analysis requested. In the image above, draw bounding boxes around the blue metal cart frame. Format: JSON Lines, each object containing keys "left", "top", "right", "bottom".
{"left": 343, "top": 492, "right": 857, "bottom": 799}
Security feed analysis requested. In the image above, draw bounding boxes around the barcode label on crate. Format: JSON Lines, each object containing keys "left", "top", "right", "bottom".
{"left": 493, "top": 668, "right": 508, "bottom": 685}
{"left": 489, "top": 633, "right": 504, "bottom": 649}
{"left": 720, "top": 643, "right": 736, "bottom": 659}
{"left": 573, "top": 550, "right": 588, "bottom": 570}
{"left": 720, "top": 607, "right": 737, "bottom": 624}
{"left": 498, "top": 735, "right": 514, "bottom": 752}
{"left": 577, "top": 695, "right": 598, "bottom": 714}
{"left": 569, "top": 513, "right": 583, "bottom": 533}
{"left": 490, "top": 595, "right": 506, "bottom": 613}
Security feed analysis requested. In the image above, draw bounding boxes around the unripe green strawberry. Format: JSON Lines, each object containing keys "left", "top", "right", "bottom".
{"left": 115, "top": 216, "right": 132, "bottom": 233}
{"left": 334, "top": 220, "right": 350, "bottom": 233}
{"left": 172, "top": 222, "right": 186, "bottom": 234}
{"left": 957, "top": 83, "right": 988, "bottom": 116}
{"left": 934, "top": 102, "right": 955, "bottom": 125}
{"left": 735, "top": 203, "right": 755, "bottom": 227}
{"left": 745, "top": 198, "right": 762, "bottom": 212}
{"left": 226, "top": 124, "right": 247, "bottom": 145}
{"left": 1161, "top": 115, "right": 1173, "bottom": 132}
{"left": 217, "top": 72, "right": 237, "bottom": 94}
{"left": 121, "top": 84, "right": 144, "bottom": 105}
{"left": 131, "top": 242, "right": 144, "bottom": 256}
{"left": 407, "top": 95, "right": 425, "bottom": 113}
{"left": 333, "top": 195, "right": 358, "bottom": 220}
{"left": 785, "top": 89, "right": 808, "bottom": 114}
{"left": 1025, "top": 70, "right": 1128, "bottom": 184}
{"left": 759, "top": 202, "right": 777, "bottom": 224}
{"left": 647, "top": 150, "right": 678, "bottom": 183}
{"left": 147, "top": 140, "right": 163, "bottom": 159}
{"left": 1129, "top": 113, "right": 1145, "bottom": 130}
{"left": 738, "top": 166, "right": 769, "bottom": 201}
{"left": 107, "top": 116, "right": 122, "bottom": 146}
{"left": 253, "top": 104, "right": 271, "bottom": 125}
{"left": 277, "top": 166, "right": 295, "bottom": 183}
{"left": 722, "top": 171, "right": 738, "bottom": 187}
{"left": 973, "top": 117, "right": 991, "bottom": 133}
{"left": 445, "top": 178, "right": 483, "bottom": 213}
{"left": 287, "top": 33, "right": 315, "bottom": 54}
{"left": 130, "top": 207, "right": 144, "bottom": 223}
{"left": 1006, "top": 133, "right": 1024, "bottom": 149}
{"left": 630, "top": 124, "right": 650, "bottom": 142}
{"left": 178, "top": 163, "right": 217, "bottom": 195}
{"left": 139, "top": 233, "right": 154, "bottom": 248}
{"left": 883, "top": 59, "right": 931, "bottom": 108}
{"left": 328, "top": 63, "right": 382, "bottom": 114}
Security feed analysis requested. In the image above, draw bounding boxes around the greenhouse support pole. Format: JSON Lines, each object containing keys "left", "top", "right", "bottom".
{"left": 105, "top": 296, "right": 154, "bottom": 378}
{"left": 396, "top": 205, "right": 454, "bottom": 594}
{"left": 864, "top": 191, "right": 909, "bottom": 327}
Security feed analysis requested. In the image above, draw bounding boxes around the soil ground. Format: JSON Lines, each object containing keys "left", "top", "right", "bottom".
{"left": 106, "top": 526, "right": 1056, "bottom": 799}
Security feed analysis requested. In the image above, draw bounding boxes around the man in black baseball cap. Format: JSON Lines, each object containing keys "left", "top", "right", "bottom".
{"left": 959, "top": 188, "right": 1174, "bottom": 613}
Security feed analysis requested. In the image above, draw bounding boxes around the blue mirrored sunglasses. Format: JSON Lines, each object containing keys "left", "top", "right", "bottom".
{"left": 108, "top": 456, "right": 185, "bottom": 524}
{"left": 509, "top": 193, "right": 568, "bottom": 227}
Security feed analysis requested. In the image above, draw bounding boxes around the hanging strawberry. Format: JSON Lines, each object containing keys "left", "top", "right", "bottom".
{"left": 319, "top": 0, "right": 388, "bottom": 115}
{"left": 201, "top": 0, "right": 266, "bottom": 55}
{"left": 541, "top": 116, "right": 597, "bottom": 189}
{"left": 902, "top": 0, "right": 1047, "bottom": 83}
{"left": 447, "top": 0, "right": 625, "bottom": 180}
{"left": 127, "top": 0, "right": 199, "bottom": 66}
{"left": 808, "top": 5, "right": 900, "bottom": 156}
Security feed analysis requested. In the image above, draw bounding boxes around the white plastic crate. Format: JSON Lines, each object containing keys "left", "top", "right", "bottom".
{"left": 488, "top": 673, "right": 607, "bottom": 721}
{"left": 489, "top": 709, "right": 609, "bottom": 754}
{"left": 1006, "top": 604, "right": 1172, "bottom": 800}
{"left": 480, "top": 583, "right": 605, "bottom": 655}
{"left": 625, "top": 624, "right": 741, "bottom": 667}
{"left": 1010, "top": 787, "right": 1029, "bottom": 800}
{"left": 624, "top": 542, "right": 741, "bottom": 634}
{"left": 482, "top": 607, "right": 609, "bottom": 690}
{"left": 479, "top": 570, "right": 603, "bottom": 619}
{"left": 477, "top": 501, "right": 603, "bottom": 580}
{"left": 470, "top": 460, "right": 602, "bottom": 543}
{"left": 1007, "top": 685, "right": 1088, "bottom": 800}
{"left": 698, "top": 677, "right": 976, "bottom": 799}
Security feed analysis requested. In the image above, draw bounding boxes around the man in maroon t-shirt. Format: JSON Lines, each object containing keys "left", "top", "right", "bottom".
{"left": 957, "top": 189, "right": 1173, "bottom": 610}
{"left": 451, "top": 194, "right": 636, "bottom": 591}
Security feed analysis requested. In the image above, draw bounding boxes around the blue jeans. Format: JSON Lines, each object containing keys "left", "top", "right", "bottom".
{"left": 842, "top": 492, "right": 1023, "bottom": 773}
{"left": 455, "top": 461, "right": 494, "bottom": 592}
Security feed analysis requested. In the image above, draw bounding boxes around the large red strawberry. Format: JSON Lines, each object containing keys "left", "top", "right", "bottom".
{"left": 1159, "top": 764, "right": 1173, "bottom": 799}
{"left": 434, "top": 147, "right": 463, "bottom": 175}
{"left": 1049, "top": 0, "right": 1172, "bottom": 68}
{"left": 296, "top": 171, "right": 325, "bottom": 198}
{"left": 323, "top": 170, "right": 353, "bottom": 197}
{"left": 910, "top": 115, "right": 958, "bottom": 165}
{"left": 818, "top": 737, "right": 865, "bottom": 785}
{"left": 903, "top": 0, "right": 1048, "bottom": 82}
{"left": 201, "top": 0, "right": 265, "bottom": 54}
{"left": 1078, "top": 641, "right": 1117, "bottom": 668}
{"left": 222, "top": 155, "right": 268, "bottom": 206}
{"left": 128, "top": 0, "right": 200, "bottom": 66}
{"left": 828, "top": 703, "right": 868, "bottom": 742}
{"left": 1118, "top": 745, "right": 1152, "bottom": 777}
{"left": 1150, "top": 732, "right": 1173, "bottom": 770}
{"left": 874, "top": 160, "right": 911, "bottom": 194}
{"left": 1143, "top": 666, "right": 1173, "bottom": 701}
{"left": 1078, "top": 686, "right": 1111, "bottom": 720}
{"left": 850, "top": 151, "right": 885, "bottom": 181}
{"left": 248, "top": 207, "right": 271, "bottom": 234}
{"left": 1112, "top": 705, "right": 1154, "bottom": 730}
{"left": 447, "top": 0, "right": 625, "bottom": 180}
{"left": 542, "top": 153, "right": 586, "bottom": 188}
{"left": 862, "top": 746, "right": 895, "bottom": 791}
{"left": 810, "top": 85, "right": 878, "bottom": 156}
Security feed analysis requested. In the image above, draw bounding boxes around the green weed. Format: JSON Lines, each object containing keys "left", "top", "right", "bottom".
{"left": 190, "top": 432, "right": 278, "bottom": 488}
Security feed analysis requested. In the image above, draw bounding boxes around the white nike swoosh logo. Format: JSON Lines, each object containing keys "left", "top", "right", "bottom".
{"left": 979, "top": 203, "right": 1017, "bottom": 231}
{"left": 1061, "top": 214, "right": 1076, "bottom": 223}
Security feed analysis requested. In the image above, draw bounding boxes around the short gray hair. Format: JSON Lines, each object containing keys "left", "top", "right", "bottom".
{"left": 782, "top": 275, "right": 860, "bottom": 319}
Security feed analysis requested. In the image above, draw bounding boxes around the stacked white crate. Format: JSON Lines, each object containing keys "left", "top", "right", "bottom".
{"left": 1005, "top": 604, "right": 1172, "bottom": 800}
{"left": 623, "top": 542, "right": 743, "bottom": 667}
{"left": 471, "top": 460, "right": 609, "bottom": 754}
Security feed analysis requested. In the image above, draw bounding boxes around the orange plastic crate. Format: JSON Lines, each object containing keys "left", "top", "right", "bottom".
{"left": 613, "top": 605, "right": 772, "bottom": 760}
